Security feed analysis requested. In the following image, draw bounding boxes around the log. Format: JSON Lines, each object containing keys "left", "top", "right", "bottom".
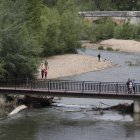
{"left": 9, "top": 105, "right": 27, "bottom": 116}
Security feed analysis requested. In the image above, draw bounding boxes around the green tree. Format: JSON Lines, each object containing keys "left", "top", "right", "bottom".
{"left": 113, "top": 26, "right": 123, "bottom": 39}
{"left": 0, "top": 0, "right": 43, "bottom": 78}
{"left": 42, "top": 0, "right": 82, "bottom": 56}
{"left": 121, "top": 23, "right": 134, "bottom": 39}
{"left": 134, "top": 24, "right": 140, "bottom": 40}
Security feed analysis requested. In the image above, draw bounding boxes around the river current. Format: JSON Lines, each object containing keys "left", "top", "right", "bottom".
{"left": 0, "top": 49, "right": 140, "bottom": 140}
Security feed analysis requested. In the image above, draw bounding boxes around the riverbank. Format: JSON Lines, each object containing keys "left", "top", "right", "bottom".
{"left": 38, "top": 54, "right": 113, "bottom": 79}
{"left": 38, "top": 39, "right": 140, "bottom": 79}
{"left": 83, "top": 39, "right": 140, "bottom": 53}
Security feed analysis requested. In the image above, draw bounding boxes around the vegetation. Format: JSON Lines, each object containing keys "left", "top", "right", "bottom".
{"left": 44, "top": 0, "right": 140, "bottom": 11}
{"left": 83, "top": 18, "right": 140, "bottom": 43}
{"left": 98, "top": 46, "right": 104, "bottom": 50}
{"left": 41, "top": 0, "right": 82, "bottom": 56}
{"left": 0, "top": 0, "right": 82, "bottom": 78}
{"left": 0, "top": 0, "right": 140, "bottom": 79}
{"left": 106, "top": 47, "right": 114, "bottom": 51}
{"left": 0, "top": 0, "right": 43, "bottom": 78}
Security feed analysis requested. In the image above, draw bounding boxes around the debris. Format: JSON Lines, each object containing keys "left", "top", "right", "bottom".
{"left": 9, "top": 105, "right": 27, "bottom": 116}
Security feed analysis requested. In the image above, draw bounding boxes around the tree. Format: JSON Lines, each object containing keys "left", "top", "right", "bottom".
{"left": 42, "top": 0, "right": 82, "bottom": 56}
{"left": 57, "top": 0, "right": 82, "bottom": 52}
{"left": 0, "top": 0, "right": 43, "bottom": 78}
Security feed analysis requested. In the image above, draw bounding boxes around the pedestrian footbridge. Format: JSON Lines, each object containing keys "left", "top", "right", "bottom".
{"left": 0, "top": 79, "right": 140, "bottom": 113}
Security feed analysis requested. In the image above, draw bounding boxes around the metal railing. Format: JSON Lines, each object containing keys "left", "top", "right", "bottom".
{"left": 0, "top": 79, "right": 140, "bottom": 94}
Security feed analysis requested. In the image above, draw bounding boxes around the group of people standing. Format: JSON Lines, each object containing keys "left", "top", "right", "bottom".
{"left": 126, "top": 79, "right": 136, "bottom": 94}
{"left": 41, "top": 60, "right": 48, "bottom": 79}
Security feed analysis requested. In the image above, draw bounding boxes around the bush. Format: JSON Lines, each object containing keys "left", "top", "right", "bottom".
{"left": 106, "top": 47, "right": 113, "bottom": 51}
{"left": 89, "top": 34, "right": 97, "bottom": 43}
{"left": 121, "top": 23, "right": 134, "bottom": 39}
{"left": 113, "top": 26, "right": 123, "bottom": 39}
{"left": 133, "top": 24, "right": 140, "bottom": 40}
{"left": 114, "top": 23, "right": 135, "bottom": 39}
{"left": 115, "top": 48, "right": 120, "bottom": 51}
{"left": 98, "top": 46, "right": 104, "bottom": 50}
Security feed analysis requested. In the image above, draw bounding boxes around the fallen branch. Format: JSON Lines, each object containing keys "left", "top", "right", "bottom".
{"left": 9, "top": 105, "right": 27, "bottom": 116}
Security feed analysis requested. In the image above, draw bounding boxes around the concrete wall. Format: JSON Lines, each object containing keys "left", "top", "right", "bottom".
{"left": 134, "top": 100, "right": 140, "bottom": 113}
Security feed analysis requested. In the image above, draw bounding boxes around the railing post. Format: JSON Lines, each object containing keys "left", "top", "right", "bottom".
{"left": 82, "top": 81, "right": 84, "bottom": 93}
{"left": 99, "top": 82, "right": 101, "bottom": 94}
{"left": 49, "top": 80, "right": 51, "bottom": 91}
{"left": 116, "top": 83, "right": 118, "bottom": 94}
{"left": 48, "top": 80, "right": 50, "bottom": 92}
{"left": 64, "top": 81, "right": 66, "bottom": 92}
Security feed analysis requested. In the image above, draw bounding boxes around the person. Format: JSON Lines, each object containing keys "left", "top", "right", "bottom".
{"left": 98, "top": 53, "right": 101, "bottom": 62}
{"left": 132, "top": 79, "right": 136, "bottom": 94}
{"left": 126, "top": 79, "right": 130, "bottom": 93}
{"left": 44, "top": 60, "right": 48, "bottom": 69}
{"left": 44, "top": 69, "right": 48, "bottom": 79}
{"left": 41, "top": 63, "right": 45, "bottom": 69}
{"left": 41, "top": 69, "right": 44, "bottom": 79}
{"left": 129, "top": 80, "right": 133, "bottom": 94}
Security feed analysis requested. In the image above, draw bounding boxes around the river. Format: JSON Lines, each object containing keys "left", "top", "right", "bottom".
{"left": 0, "top": 49, "right": 140, "bottom": 140}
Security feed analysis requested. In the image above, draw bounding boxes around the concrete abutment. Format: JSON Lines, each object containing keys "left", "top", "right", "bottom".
{"left": 134, "top": 100, "right": 140, "bottom": 113}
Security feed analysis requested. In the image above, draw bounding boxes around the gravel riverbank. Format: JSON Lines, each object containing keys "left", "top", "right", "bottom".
{"left": 38, "top": 54, "right": 113, "bottom": 79}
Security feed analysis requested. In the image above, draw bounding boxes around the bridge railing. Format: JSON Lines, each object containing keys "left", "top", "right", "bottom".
{"left": 0, "top": 79, "right": 140, "bottom": 94}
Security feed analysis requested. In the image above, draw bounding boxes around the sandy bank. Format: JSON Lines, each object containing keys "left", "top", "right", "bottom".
{"left": 100, "top": 39, "right": 140, "bottom": 53}
{"left": 83, "top": 39, "right": 140, "bottom": 53}
{"left": 38, "top": 54, "right": 112, "bottom": 79}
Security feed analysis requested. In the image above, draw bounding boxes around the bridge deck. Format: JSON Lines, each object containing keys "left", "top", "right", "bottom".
{"left": 0, "top": 79, "right": 140, "bottom": 100}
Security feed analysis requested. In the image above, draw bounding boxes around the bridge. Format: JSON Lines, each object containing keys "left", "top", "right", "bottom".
{"left": 0, "top": 79, "right": 140, "bottom": 113}
{"left": 78, "top": 11, "right": 140, "bottom": 24}
{"left": 79, "top": 11, "right": 140, "bottom": 17}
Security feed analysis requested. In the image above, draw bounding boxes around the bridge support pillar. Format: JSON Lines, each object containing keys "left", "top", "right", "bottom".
{"left": 134, "top": 113, "right": 140, "bottom": 122}
{"left": 134, "top": 100, "right": 140, "bottom": 113}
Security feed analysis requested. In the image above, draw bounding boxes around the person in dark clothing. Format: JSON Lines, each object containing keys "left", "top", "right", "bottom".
{"left": 41, "top": 69, "right": 44, "bottom": 78}
{"left": 132, "top": 79, "right": 136, "bottom": 94}
{"left": 126, "top": 79, "right": 130, "bottom": 93}
{"left": 98, "top": 53, "right": 101, "bottom": 61}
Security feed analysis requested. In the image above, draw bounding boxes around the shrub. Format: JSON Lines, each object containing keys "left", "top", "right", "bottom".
{"left": 113, "top": 26, "right": 123, "bottom": 39}
{"left": 106, "top": 47, "right": 113, "bottom": 51}
{"left": 89, "top": 35, "right": 97, "bottom": 43}
{"left": 98, "top": 46, "right": 104, "bottom": 50}
{"left": 121, "top": 23, "right": 134, "bottom": 39}
{"left": 115, "top": 48, "right": 120, "bottom": 51}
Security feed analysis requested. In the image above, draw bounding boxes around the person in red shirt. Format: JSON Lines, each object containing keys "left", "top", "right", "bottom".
{"left": 44, "top": 69, "right": 48, "bottom": 79}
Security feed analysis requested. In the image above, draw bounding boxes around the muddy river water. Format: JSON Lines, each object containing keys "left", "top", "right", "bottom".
{"left": 0, "top": 49, "right": 140, "bottom": 140}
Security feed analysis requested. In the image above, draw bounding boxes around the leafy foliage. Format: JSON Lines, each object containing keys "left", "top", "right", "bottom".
{"left": 0, "top": 0, "right": 140, "bottom": 79}
{"left": 0, "top": 0, "right": 42, "bottom": 78}
{"left": 41, "top": 0, "right": 82, "bottom": 56}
